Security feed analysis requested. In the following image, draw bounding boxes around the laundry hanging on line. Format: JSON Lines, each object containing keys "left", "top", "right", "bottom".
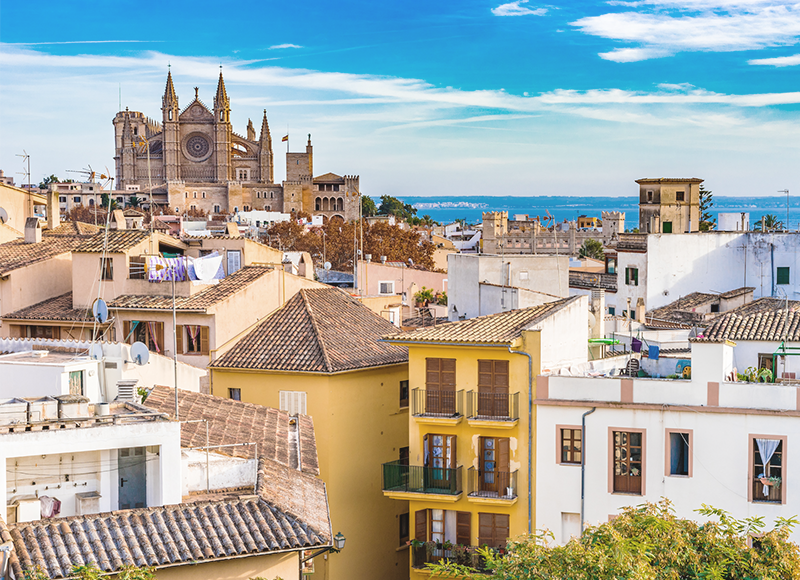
{"left": 146, "top": 256, "right": 189, "bottom": 282}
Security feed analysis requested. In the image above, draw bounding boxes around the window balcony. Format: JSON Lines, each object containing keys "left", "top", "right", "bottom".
{"left": 382, "top": 461, "right": 462, "bottom": 500}
{"left": 411, "top": 544, "right": 492, "bottom": 572}
{"left": 467, "top": 467, "right": 517, "bottom": 504}
{"left": 752, "top": 478, "right": 782, "bottom": 503}
{"left": 411, "top": 388, "right": 464, "bottom": 425}
{"left": 466, "top": 391, "right": 519, "bottom": 428}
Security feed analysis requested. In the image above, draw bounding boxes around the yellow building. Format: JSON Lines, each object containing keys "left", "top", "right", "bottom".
{"left": 383, "top": 296, "right": 586, "bottom": 578}
{"left": 210, "top": 287, "right": 411, "bottom": 580}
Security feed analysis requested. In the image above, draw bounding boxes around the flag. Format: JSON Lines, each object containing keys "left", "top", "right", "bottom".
{"left": 281, "top": 135, "right": 289, "bottom": 142}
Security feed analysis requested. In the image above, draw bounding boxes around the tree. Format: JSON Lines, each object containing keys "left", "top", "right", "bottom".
{"left": 754, "top": 214, "right": 784, "bottom": 232}
{"left": 128, "top": 196, "right": 142, "bottom": 208}
{"left": 378, "top": 195, "right": 418, "bottom": 221}
{"left": 699, "top": 184, "right": 716, "bottom": 231}
{"left": 38, "top": 175, "right": 72, "bottom": 190}
{"left": 578, "top": 239, "right": 605, "bottom": 261}
{"left": 362, "top": 195, "right": 378, "bottom": 217}
{"left": 100, "top": 193, "right": 118, "bottom": 210}
{"left": 427, "top": 500, "right": 800, "bottom": 579}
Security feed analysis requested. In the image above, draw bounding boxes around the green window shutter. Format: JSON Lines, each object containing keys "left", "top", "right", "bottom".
{"left": 625, "top": 268, "right": 630, "bottom": 285}
{"left": 662, "top": 222, "right": 672, "bottom": 233}
{"left": 633, "top": 268, "right": 638, "bottom": 285}
{"left": 777, "top": 267, "right": 790, "bottom": 285}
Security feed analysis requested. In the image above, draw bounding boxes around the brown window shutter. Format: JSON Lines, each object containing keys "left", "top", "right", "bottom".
{"left": 157, "top": 322, "right": 165, "bottom": 352}
{"left": 415, "top": 510, "right": 428, "bottom": 541}
{"left": 449, "top": 435, "right": 457, "bottom": 469}
{"left": 176, "top": 325, "right": 183, "bottom": 354}
{"left": 478, "top": 360, "right": 492, "bottom": 391}
{"left": 53, "top": 326, "right": 61, "bottom": 340}
{"left": 498, "top": 437, "right": 510, "bottom": 472}
{"left": 494, "top": 360, "right": 509, "bottom": 389}
{"left": 495, "top": 514, "right": 509, "bottom": 546}
{"left": 200, "top": 326, "right": 210, "bottom": 354}
{"left": 426, "top": 358, "right": 441, "bottom": 390}
{"left": 478, "top": 513, "right": 492, "bottom": 547}
{"left": 442, "top": 358, "right": 456, "bottom": 389}
{"left": 123, "top": 321, "right": 131, "bottom": 344}
{"left": 456, "top": 512, "right": 471, "bottom": 546}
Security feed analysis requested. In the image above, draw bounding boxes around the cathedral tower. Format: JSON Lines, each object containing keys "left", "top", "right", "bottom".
{"left": 120, "top": 109, "right": 136, "bottom": 190}
{"left": 259, "top": 110, "right": 273, "bottom": 183}
{"left": 162, "top": 70, "right": 180, "bottom": 181}
{"left": 213, "top": 68, "right": 232, "bottom": 183}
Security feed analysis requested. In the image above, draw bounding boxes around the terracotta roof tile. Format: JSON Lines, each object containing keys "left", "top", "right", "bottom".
{"left": 0, "top": 223, "right": 99, "bottom": 276}
{"left": 74, "top": 230, "right": 151, "bottom": 253}
{"left": 2, "top": 292, "right": 93, "bottom": 322}
{"left": 210, "top": 287, "right": 408, "bottom": 372}
{"left": 388, "top": 296, "right": 579, "bottom": 344}
{"left": 108, "top": 266, "right": 271, "bottom": 312}
{"left": 700, "top": 298, "right": 800, "bottom": 341}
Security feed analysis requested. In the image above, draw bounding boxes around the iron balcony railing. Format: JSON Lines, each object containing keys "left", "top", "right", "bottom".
{"left": 411, "top": 388, "right": 464, "bottom": 417}
{"left": 467, "top": 467, "right": 517, "bottom": 499}
{"left": 412, "top": 545, "right": 491, "bottom": 572}
{"left": 466, "top": 391, "right": 519, "bottom": 421}
{"left": 382, "top": 460, "right": 462, "bottom": 495}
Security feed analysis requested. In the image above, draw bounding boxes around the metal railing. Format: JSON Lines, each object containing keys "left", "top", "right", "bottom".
{"left": 412, "top": 545, "right": 491, "bottom": 572}
{"left": 467, "top": 467, "right": 517, "bottom": 499}
{"left": 466, "top": 391, "right": 519, "bottom": 421}
{"left": 382, "top": 460, "right": 462, "bottom": 495}
{"left": 411, "top": 388, "right": 464, "bottom": 417}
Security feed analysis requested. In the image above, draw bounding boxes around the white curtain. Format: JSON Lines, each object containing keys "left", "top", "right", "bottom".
{"left": 756, "top": 438, "right": 781, "bottom": 496}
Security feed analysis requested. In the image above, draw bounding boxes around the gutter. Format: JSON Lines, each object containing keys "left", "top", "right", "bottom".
{"left": 580, "top": 407, "right": 596, "bottom": 535}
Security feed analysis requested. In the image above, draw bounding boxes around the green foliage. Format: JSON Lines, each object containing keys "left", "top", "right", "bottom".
{"left": 361, "top": 195, "right": 378, "bottom": 217}
{"left": 22, "top": 566, "right": 49, "bottom": 580}
{"left": 38, "top": 175, "right": 72, "bottom": 189}
{"left": 427, "top": 499, "right": 800, "bottom": 579}
{"left": 754, "top": 214, "right": 785, "bottom": 232}
{"left": 408, "top": 214, "right": 439, "bottom": 226}
{"left": 128, "top": 196, "right": 142, "bottom": 208}
{"left": 437, "top": 291, "right": 448, "bottom": 306}
{"left": 578, "top": 238, "right": 605, "bottom": 261}
{"left": 737, "top": 366, "right": 774, "bottom": 383}
{"left": 70, "top": 563, "right": 103, "bottom": 580}
{"left": 699, "top": 184, "right": 716, "bottom": 231}
{"left": 100, "top": 193, "right": 118, "bottom": 210}
{"left": 117, "top": 565, "right": 156, "bottom": 580}
{"left": 378, "top": 195, "right": 418, "bottom": 221}
{"left": 414, "top": 286, "right": 436, "bottom": 305}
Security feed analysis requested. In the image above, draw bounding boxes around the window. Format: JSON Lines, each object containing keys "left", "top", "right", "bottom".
{"left": 59, "top": 196, "right": 67, "bottom": 203}
{"left": 26, "top": 325, "right": 59, "bottom": 339}
{"left": 100, "top": 257, "right": 113, "bottom": 281}
{"left": 176, "top": 325, "right": 210, "bottom": 355}
{"left": 229, "top": 388, "right": 241, "bottom": 401}
{"left": 214, "top": 205, "right": 221, "bottom": 213}
{"left": 478, "top": 437, "right": 510, "bottom": 494}
{"left": 399, "top": 513, "right": 409, "bottom": 545}
{"left": 399, "top": 447, "right": 409, "bottom": 465}
{"left": 477, "top": 360, "right": 509, "bottom": 417}
{"left": 647, "top": 190, "right": 653, "bottom": 202}
{"left": 414, "top": 509, "right": 471, "bottom": 546}
{"left": 168, "top": 110, "right": 173, "bottom": 121}
{"left": 758, "top": 353, "right": 774, "bottom": 373}
{"left": 750, "top": 436, "right": 785, "bottom": 504}
{"left": 666, "top": 430, "right": 691, "bottom": 477}
{"left": 69, "top": 371, "right": 84, "bottom": 396}
{"left": 662, "top": 222, "right": 672, "bottom": 233}
{"left": 777, "top": 267, "right": 790, "bottom": 285}
{"left": 559, "top": 427, "right": 582, "bottom": 465}
{"left": 423, "top": 434, "right": 457, "bottom": 489}
{"left": 227, "top": 250, "right": 242, "bottom": 275}
{"left": 379, "top": 281, "right": 395, "bottom": 295}
{"left": 202, "top": 191, "right": 206, "bottom": 198}
{"left": 625, "top": 267, "right": 638, "bottom": 286}
{"left": 611, "top": 430, "right": 644, "bottom": 495}
{"left": 478, "top": 513, "right": 509, "bottom": 548}
{"left": 425, "top": 358, "right": 456, "bottom": 415}
{"left": 608, "top": 306, "right": 616, "bottom": 316}
{"left": 676, "top": 191, "right": 685, "bottom": 201}
{"left": 710, "top": 303, "right": 720, "bottom": 313}
{"left": 73, "top": 196, "right": 81, "bottom": 203}
{"left": 400, "top": 380, "right": 409, "bottom": 408}
{"left": 123, "top": 320, "right": 164, "bottom": 353}
{"left": 193, "top": 192, "right": 197, "bottom": 199}
{"left": 279, "top": 390, "right": 307, "bottom": 415}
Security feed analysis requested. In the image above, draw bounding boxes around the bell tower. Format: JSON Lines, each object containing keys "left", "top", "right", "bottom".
{"left": 259, "top": 110, "right": 273, "bottom": 183}
{"left": 213, "top": 67, "right": 232, "bottom": 183}
{"left": 161, "top": 69, "right": 180, "bottom": 181}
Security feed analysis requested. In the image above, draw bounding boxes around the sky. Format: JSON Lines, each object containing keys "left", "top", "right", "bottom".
{"left": 0, "top": 0, "right": 799, "bottom": 199}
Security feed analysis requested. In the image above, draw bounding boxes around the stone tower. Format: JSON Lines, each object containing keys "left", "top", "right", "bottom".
{"left": 213, "top": 69, "right": 232, "bottom": 183}
{"left": 120, "top": 109, "right": 136, "bottom": 190}
{"left": 162, "top": 70, "right": 180, "bottom": 181}
{"left": 259, "top": 110, "right": 273, "bottom": 183}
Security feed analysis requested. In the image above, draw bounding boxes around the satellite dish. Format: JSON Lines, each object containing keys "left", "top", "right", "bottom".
{"left": 92, "top": 298, "right": 109, "bottom": 324}
{"left": 0, "top": 207, "right": 7, "bottom": 224}
{"left": 324, "top": 262, "right": 332, "bottom": 271}
{"left": 89, "top": 343, "right": 103, "bottom": 360}
{"left": 130, "top": 341, "right": 150, "bottom": 366}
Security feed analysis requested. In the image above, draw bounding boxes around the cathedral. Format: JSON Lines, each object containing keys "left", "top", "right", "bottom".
{"left": 113, "top": 69, "right": 360, "bottom": 221}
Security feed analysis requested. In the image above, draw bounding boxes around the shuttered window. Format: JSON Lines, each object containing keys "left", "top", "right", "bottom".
{"left": 279, "top": 390, "right": 307, "bottom": 415}
{"left": 478, "top": 513, "right": 509, "bottom": 548}
{"left": 456, "top": 511, "right": 471, "bottom": 546}
{"left": 426, "top": 358, "right": 456, "bottom": 414}
{"left": 477, "top": 360, "right": 509, "bottom": 417}
{"left": 415, "top": 510, "right": 427, "bottom": 541}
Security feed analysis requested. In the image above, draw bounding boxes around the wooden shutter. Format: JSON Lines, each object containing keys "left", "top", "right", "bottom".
{"left": 426, "top": 358, "right": 456, "bottom": 391}
{"left": 495, "top": 514, "right": 509, "bottom": 546}
{"left": 449, "top": 435, "right": 458, "bottom": 469}
{"left": 415, "top": 510, "right": 428, "bottom": 541}
{"left": 456, "top": 512, "right": 471, "bottom": 546}
{"left": 423, "top": 434, "right": 429, "bottom": 466}
{"left": 478, "top": 513, "right": 510, "bottom": 548}
{"left": 498, "top": 437, "right": 510, "bottom": 472}
{"left": 442, "top": 359, "right": 456, "bottom": 390}
{"left": 625, "top": 268, "right": 630, "bottom": 285}
{"left": 176, "top": 325, "right": 183, "bottom": 354}
{"left": 52, "top": 326, "right": 61, "bottom": 340}
{"left": 123, "top": 321, "right": 131, "bottom": 345}
{"left": 200, "top": 326, "right": 210, "bottom": 354}
{"left": 494, "top": 360, "right": 509, "bottom": 392}
{"left": 426, "top": 358, "right": 441, "bottom": 390}
{"left": 478, "top": 360, "right": 492, "bottom": 393}
{"left": 157, "top": 323, "right": 165, "bottom": 353}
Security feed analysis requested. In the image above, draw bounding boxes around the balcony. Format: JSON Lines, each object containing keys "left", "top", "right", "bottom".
{"left": 382, "top": 460, "right": 462, "bottom": 500}
{"left": 752, "top": 478, "right": 782, "bottom": 503}
{"left": 467, "top": 467, "right": 517, "bottom": 504}
{"left": 466, "top": 391, "right": 519, "bottom": 428}
{"left": 411, "top": 544, "right": 491, "bottom": 573}
{"left": 411, "top": 388, "right": 464, "bottom": 425}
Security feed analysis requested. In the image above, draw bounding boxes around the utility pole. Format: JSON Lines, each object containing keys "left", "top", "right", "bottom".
{"left": 16, "top": 151, "right": 31, "bottom": 215}
{"left": 779, "top": 189, "right": 789, "bottom": 231}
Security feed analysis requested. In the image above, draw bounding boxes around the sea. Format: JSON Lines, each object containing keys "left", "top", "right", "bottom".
{"left": 399, "top": 195, "right": 800, "bottom": 230}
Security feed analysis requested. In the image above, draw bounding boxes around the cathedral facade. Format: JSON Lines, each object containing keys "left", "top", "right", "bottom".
{"left": 113, "top": 70, "right": 360, "bottom": 221}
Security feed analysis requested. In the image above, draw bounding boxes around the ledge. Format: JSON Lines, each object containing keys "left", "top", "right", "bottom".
{"left": 467, "top": 494, "right": 518, "bottom": 506}
{"left": 383, "top": 490, "right": 463, "bottom": 502}
{"left": 467, "top": 418, "right": 519, "bottom": 430}
{"left": 413, "top": 415, "right": 463, "bottom": 426}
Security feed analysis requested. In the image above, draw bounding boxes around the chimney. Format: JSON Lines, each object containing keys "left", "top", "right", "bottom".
{"left": 47, "top": 190, "right": 60, "bottom": 231}
{"left": 636, "top": 297, "right": 646, "bottom": 323}
{"left": 25, "top": 217, "right": 42, "bottom": 244}
{"left": 590, "top": 289, "right": 605, "bottom": 339}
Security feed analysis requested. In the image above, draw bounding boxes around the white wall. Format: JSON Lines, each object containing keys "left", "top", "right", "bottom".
{"left": 537, "top": 296, "right": 589, "bottom": 371}
{"left": 0, "top": 358, "right": 100, "bottom": 401}
{"left": 181, "top": 449, "right": 257, "bottom": 495}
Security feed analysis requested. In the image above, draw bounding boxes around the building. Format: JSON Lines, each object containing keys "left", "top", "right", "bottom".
{"left": 210, "top": 287, "right": 410, "bottom": 580}
{"left": 356, "top": 258, "right": 448, "bottom": 321}
{"left": 114, "top": 70, "right": 360, "bottom": 221}
{"left": 637, "top": 178, "right": 703, "bottom": 234}
{"left": 447, "top": 253, "right": 570, "bottom": 321}
{"left": 0, "top": 180, "right": 48, "bottom": 232}
{"left": 383, "top": 297, "right": 587, "bottom": 578}
{"left": 535, "top": 338, "right": 800, "bottom": 544}
{"left": 645, "top": 287, "right": 754, "bottom": 327}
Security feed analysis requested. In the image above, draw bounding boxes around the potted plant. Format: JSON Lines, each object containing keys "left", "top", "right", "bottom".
{"left": 759, "top": 475, "right": 782, "bottom": 489}
{"left": 425, "top": 541, "right": 438, "bottom": 556}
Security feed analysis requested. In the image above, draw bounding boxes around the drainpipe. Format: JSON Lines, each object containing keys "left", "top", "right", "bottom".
{"left": 580, "top": 407, "right": 596, "bottom": 535}
{"left": 507, "top": 345, "right": 533, "bottom": 535}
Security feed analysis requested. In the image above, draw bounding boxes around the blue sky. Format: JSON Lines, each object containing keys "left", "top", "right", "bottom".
{"left": 1, "top": 0, "right": 799, "bottom": 199}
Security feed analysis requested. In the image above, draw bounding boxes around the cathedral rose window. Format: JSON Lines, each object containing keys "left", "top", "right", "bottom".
{"left": 186, "top": 135, "right": 210, "bottom": 159}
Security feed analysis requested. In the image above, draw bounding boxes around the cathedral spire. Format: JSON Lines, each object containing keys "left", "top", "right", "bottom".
{"left": 259, "top": 110, "right": 271, "bottom": 145}
{"left": 164, "top": 69, "right": 177, "bottom": 105}
{"left": 214, "top": 67, "right": 229, "bottom": 108}
{"left": 122, "top": 107, "right": 133, "bottom": 144}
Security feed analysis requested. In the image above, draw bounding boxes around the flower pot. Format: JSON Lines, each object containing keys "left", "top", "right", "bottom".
{"left": 760, "top": 477, "right": 774, "bottom": 487}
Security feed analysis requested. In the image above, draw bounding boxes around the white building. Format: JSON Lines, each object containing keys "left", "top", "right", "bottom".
{"left": 447, "top": 253, "right": 569, "bottom": 321}
{"left": 535, "top": 339, "right": 800, "bottom": 543}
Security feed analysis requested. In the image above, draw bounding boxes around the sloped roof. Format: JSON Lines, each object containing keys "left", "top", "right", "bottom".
{"left": 211, "top": 287, "right": 408, "bottom": 372}
{"left": 0, "top": 223, "right": 100, "bottom": 276}
{"left": 108, "top": 266, "right": 271, "bottom": 312}
{"left": 2, "top": 292, "right": 93, "bottom": 322}
{"left": 699, "top": 298, "right": 800, "bottom": 341}
{"left": 313, "top": 172, "right": 343, "bottom": 182}
{"left": 388, "top": 296, "right": 579, "bottom": 345}
{"left": 74, "top": 229, "right": 151, "bottom": 253}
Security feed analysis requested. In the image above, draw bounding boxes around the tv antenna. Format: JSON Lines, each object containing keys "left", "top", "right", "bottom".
{"left": 779, "top": 189, "right": 790, "bottom": 231}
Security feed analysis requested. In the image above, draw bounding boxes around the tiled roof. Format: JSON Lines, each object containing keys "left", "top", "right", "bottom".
{"left": 2, "top": 292, "right": 93, "bottom": 322}
{"left": 646, "top": 287, "right": 756, "bottom": 326}
{"left": 569, "top": 271, "right": 617, "bottom": 292}
{"left": 616, "top": 234, "right": 647, "bottom": 252}
{"left": 211, "top": 287, "right": 408, "bottom": 372}
{"left": 144, "top": 386, "right": 319, "bottom": 475}
{"left": 74, "top": 229, "right": 151, "bottom": 252}
{"left": 0, "top": 223, "right": 99, "bottom": 276}
{"left": 699, "top": 298, "right": 800, "bottom": 341}
{"left": 313, "top": 172, "right": 343, "bottom": 182}
{"left": 388, "top": 296, "right": 579, "bottom": 344}
{"left": 108, "top": 266, "right": 271, "bottom": 312}
{"left": 635, "top": 177, "right": 704, "bottom": 183}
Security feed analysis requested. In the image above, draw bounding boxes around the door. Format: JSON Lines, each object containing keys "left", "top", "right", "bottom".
{"left": 426, "top": 358, "right": 456, "bottom": 415}
{"left": 480, "top": 437, "right": 510, "bottom": 495}
{"left": 118, "top": 447, "right": 147, "bottom": 509}
{"left": 424, "top": 434, "right": 457, "bottom": 491}
{"left": 477, "top": 360, "right": 509, "bottom": 417}
{"left": 613, "top": 431, "right": 642, "bottom": 494}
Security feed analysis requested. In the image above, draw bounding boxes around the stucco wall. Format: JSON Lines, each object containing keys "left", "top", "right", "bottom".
{"left": 0, "top": 253, "right": 74, "bottom": 329}
{"left": 155, "top": 551, "right": 301, "bottom": 580}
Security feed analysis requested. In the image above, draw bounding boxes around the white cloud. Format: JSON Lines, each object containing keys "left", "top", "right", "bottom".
{"left": 749, "top": 52, "right": 800, "bottom": 65}
{"left": 269, "top": 44, "right": 303, "bottom": 50}
{"left": 5, "top": 40, "right": 159, "bottom": 45}
{"left": 572, "top": 2, "right": 800, "bottom": 61}
{"left": 492, "top": 1, "right": 547, "bottom": 16}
